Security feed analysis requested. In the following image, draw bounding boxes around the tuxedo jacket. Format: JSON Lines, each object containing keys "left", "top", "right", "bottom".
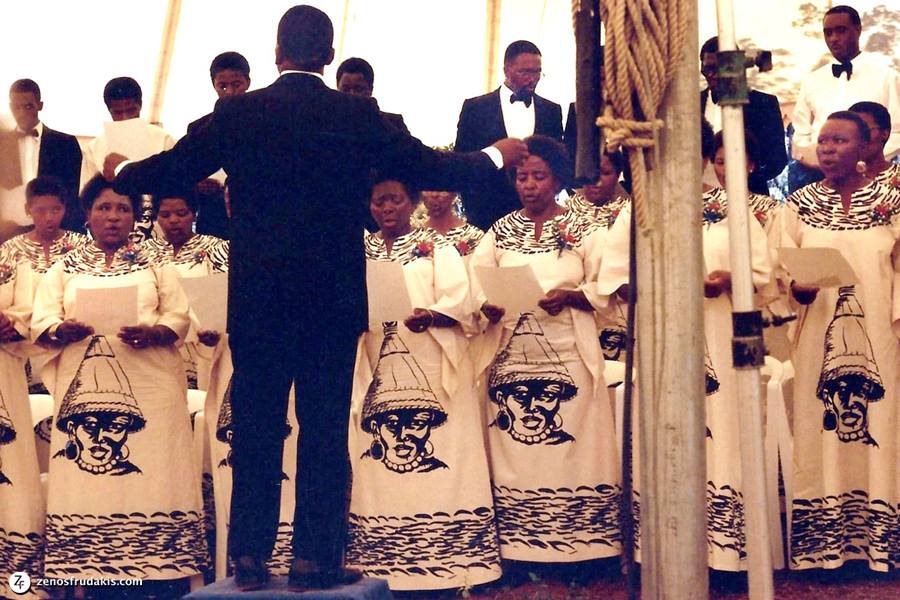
{"left": 453, "top": 88, "right": 563, "bottom": 229}
{"left": 115, "top": 73, "right": 496, "bottom": 340}
{"left": 701, "top": 89, "right": 787, "bottom": 195}
{"left": 0, "top": 126, "right": 84, "bottom": 232}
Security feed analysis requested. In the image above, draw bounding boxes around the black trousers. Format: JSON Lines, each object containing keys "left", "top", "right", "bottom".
{"left": 226, "top": 268, "right": 360, "bottom": 568}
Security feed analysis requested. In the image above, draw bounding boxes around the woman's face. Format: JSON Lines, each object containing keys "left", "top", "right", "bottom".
{"left": 370, "top": 180, "right": 414, "bottom": 238}
{"left": 26, "top": 194, "right": 65, "bottom": 237}
{"left": 582, "top": 154, "right": 620, "bottom": 204}
{"left": 421, "top": 191, "right": 456, "bottom": 218}
{"left": 501, "top": 381, "right": 565, "bottom": 436}
{"left": 70, "top": 413, "right": 132, "bottom": 468}
{"left": 713, "top": 146, "right": 755, "bottom": 188}
{"left": 852, "top": 112, "right": 885, "bottom": 162}
{"left": 88, "top": 189, "right": 135, "bottom": 248}
{"left": 156, "top": 197, "right": 195, "bottom": 247}
{"left": 817, "top": 118, "right": 866, "bottom": 180}
{"left": 377, "top": 409, "right": 433, "bottom": 465}
{"left": 515, "top": 155, "right": 560, "bottom": 215}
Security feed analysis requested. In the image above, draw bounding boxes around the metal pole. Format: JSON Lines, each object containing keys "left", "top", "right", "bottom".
{"left": 638, "top": 1, "right": 708, "bottom": 597}
{"left": 714, "top": 0, "right": 775, "bottom": 598}
{"left": 147, "top": 0, "right": 182, "bottom": 126}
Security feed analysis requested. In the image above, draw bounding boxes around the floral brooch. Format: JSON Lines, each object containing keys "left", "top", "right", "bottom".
{"left": 410, "top": 240, "right": 434, "bottom": 259}
{"left": 0, "top": 263, "right": 13, "bottom": 286}
{"left": 121, "top": 243, "right": 140, "bottom": 265}
{"left": 192, "top": 248, "right": 208, "bottom": 265}
{"left": 703, "top": 199, "right": 725, "bottom": 225}
{"left": 556, "top": 222, "right": 576, "bottom": 255}
{"left": 871, "top": 202, "right": 894, "bottom": 226}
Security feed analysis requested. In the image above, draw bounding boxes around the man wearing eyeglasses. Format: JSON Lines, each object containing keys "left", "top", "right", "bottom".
{"left": 699, "top": 36, "right": 786, "bottom": 196}
{"left": 455, "top": 40, "right": 563, "bottom": 229}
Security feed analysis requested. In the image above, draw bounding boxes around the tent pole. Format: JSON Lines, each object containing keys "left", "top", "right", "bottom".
{"left": 148, "top": 0, "right": 182, "bottom": 127}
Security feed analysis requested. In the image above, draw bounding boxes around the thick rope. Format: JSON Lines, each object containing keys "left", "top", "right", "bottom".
{"left": 596, "top": 0, "right": 688, "bottom": 230}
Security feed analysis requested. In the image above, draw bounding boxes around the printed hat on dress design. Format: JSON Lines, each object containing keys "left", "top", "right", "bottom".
{"left": 56, "top": 335, "right": 146, "bottom": 433}
{"left": 361, "top": 321, "right": 447, "bottom": 433}
{"left": 816, "top": 286, "right": 884, "bottom": 403}
{"left": 488, "top": 312, "right": 577, "bottom": 401}
{"left": 216, "top": 378, "right": 234, "bottom": 443}
{"left": 0, "top": 389, "right": 16, "bottom": 445}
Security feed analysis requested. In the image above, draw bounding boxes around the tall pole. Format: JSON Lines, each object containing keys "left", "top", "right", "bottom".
{"left": 572, "top": 0, "right": 602, "bottom": 183}
{"left": 484, "top": 0, "right": 502, "bottom": 93}
{"left": 715, "top": 0, "right": 775, "bottom": 597}
{"left": 637, "top": 1, "right": 708, "bottom": 597}
{"left": 148, "top": 0, "right": 182, "bottom": 126}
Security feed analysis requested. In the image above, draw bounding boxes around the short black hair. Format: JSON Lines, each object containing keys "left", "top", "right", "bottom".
{"left": 827, "top": 110, "right": 871, "bottom": 142}
{"left": 151, "top": 190, "right": 200, "bottom": 218}
{"left": 80, "top": 175, "right": 142, "bottom": 216}
{"left": 25, "top": 175, "right": 67, "bottom": 205}
{"left": 9, "top": 78, "right": 41, "bottom": 101}
{"left": 210, "top": 51, "right": 250, "bottom": 81}
{"left": 103, "top": 77, "right": 142, "bottom": 108}
{"left": 504, "top": 40, "right": 541, "bottom": 64}
{"left": 825, "top": 5, "right": 861, "bottom": 27}
{"left": 277, "top": 5, "right": 334, "bottom": 68}
{"left": 700, "top": 36, "right": 718, "bottom": 58}
{"left": 603, "top": 150, "right": 626, "bottom": 175}
{"left": 336, "top": 57, "right": 374, "bottom": 88}
{"left": 368, "top": 174, "right": 420, "bottom": 205}
{"left": 701, "top": 119, "right": 716, "bottom": 160}
{"left": 522, "top": 135, "right": 571, "bottom": 190}
{"left": 713, "top": 130, "right": 761, "bottom": 166}
{"left": 849, "top": 101, "right": 891, "bottom": 133}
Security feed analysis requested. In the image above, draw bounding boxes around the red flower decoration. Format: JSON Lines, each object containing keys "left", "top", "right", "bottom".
{"left": 754, "top": 209, "right": 768, "bottom": 228}
{"left": 455, "top": 240, "right": 471, "bottom": 255}
{"left": 410, "top": 240, "right": 434, "bottom": 259}
{"left": 192, "top": 249, "right": 208, "bottom": 265}
{"left": 607, "top": 206, "right": 621, "bottom": 228}
{"left": 871, "top": 202, "right": 893, "bottom": 225}
{"left": 0, "top": 263, "right": 13, "bottom": 286}
{"left": 890, "top": 174, "right": 900, "bottom": 189}
{"left": 556, "top": 222, "right": 576, "bottom": 255}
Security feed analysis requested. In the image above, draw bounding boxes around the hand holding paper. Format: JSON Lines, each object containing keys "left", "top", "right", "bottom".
{"left": 180, "top": 273, "right": 229, "bottom": 333}
{"left": 474, "top": 265, "right": 545, "bottom": 319}
{"left": 778, "top": 247, "right": 858, "bottom": 288}
{"left": 366, "top": 261, "right": 413, "bottom": 326}
{"left": 72, "top": 285, "right": 138, "bottom": 335}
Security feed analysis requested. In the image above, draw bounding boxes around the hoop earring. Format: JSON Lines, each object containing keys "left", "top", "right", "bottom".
{"left": 496, "top": 407, "right": 511, "bottom": 431}
{"left": 422, "top": 440, "right": 434, "bottom": 458}
{"left": 119, "top": 443, "right": 130, "bottom": 461}
{"left": 65, "top": 438, "right": 78, "bottom": 460}
{"left": 370, "top": 439, "right": 385, "bottom": 460}
{"left": 823, "top": 407, "right": 837, "bottom": 431}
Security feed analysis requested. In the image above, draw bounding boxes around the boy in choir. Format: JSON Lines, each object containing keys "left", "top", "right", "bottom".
{"left": 83, "top": 77, "right": 175, "bottom": 240}
{"left": 188, "top": 52, "right": 252, "bottom": 239}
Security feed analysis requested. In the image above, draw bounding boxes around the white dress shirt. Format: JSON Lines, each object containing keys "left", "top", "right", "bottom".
{"left": 792, "top": 52, "right": 900, "bottom": 160}
{"left": 16, "top": 120, "right": 43, "bottom": 185}
{"left": 499, "top": 84, "right": 536, "bottom": 140}
{"left": 703, "top": 94, "right": 723, "bottom": 133}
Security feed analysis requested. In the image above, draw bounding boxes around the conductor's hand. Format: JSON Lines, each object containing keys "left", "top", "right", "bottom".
{"left": 492, "top": 138, "right": 529, "bottom": 168}
{"left": 480, "top": 302, "right": 505, "bottom": 324}
{"left": 790, "top": 282, "right": 819, "bottom": 305}
{"left": 103, "top": 153, "right": 129, "bottom": 180}
{"left": 56, "top": 320, "right": 94, "bottom": 344}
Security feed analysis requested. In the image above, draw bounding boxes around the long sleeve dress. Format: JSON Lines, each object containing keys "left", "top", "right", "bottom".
{"left": 783, "top": 180, "right": 900, "bottom": 571}
{"left": 468, "top": 208, "right": 620, "bottom": 563}
{"left": 30, "top": 242, "right": 207, "bottom": 580}
{"left": 700, "top": 188, "right": 773, "bottom": 571}
{"left": 0, "top": 248, "right": 44, "bottom": 599}
{"left": 346, "top": 228, "right": 501, "bottom": 591}
{"left": 145, "top": 234, "right": 229, "bottom": 391}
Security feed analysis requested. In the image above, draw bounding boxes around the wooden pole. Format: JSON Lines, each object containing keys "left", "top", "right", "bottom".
{"left": 637, "top": 1, "right": 708, "bottom": 597}
{"left": 484, "top": 0, "right": 502, "bottom": 93}
{"left": 147, "top": 0, "right": 182, "bottom": 127}
{"left": 572, "top": 0, "right": 602, "bottom": 183}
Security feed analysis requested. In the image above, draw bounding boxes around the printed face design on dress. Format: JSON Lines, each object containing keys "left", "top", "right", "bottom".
{"left": 369, "top": 409, "right": 440, "bottom": 468}
{"left": 600, "top": 327, "right": 626, "bottom": 361}
{"left": 501, "top": 381, "right": 564, "bottom": 436}
{"left": 817, "top": 286, "right": 884, "bottom": 447}
{"left": 0, "top": 389, "right": 16, "bottom": 485}
{"left": 67, "top": 413, "right": 134, "bottom": 471}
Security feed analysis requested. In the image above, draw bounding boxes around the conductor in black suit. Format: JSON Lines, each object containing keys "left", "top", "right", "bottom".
{"left": 699, "top": 36, "right": 787, "bottom": 195}
{"left": 2, "top": 79, "right": 83, "bottom": 236}
{"left": 107, "top": 5, "right": 526, "bottom": 592}
{"left": 454, "top": 40, "right": 563, "bottom": 229}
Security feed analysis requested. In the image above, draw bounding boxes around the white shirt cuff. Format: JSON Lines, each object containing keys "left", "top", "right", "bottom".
{"left": 481, "top": 146, "right": 504, "bottom": 169}
{"left": 114, "top": 160, "right": 132, "bottom": 177}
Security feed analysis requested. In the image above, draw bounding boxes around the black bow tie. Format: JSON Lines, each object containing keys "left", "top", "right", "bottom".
{"left": 16, "top": 129, "right": 38, "bottom": 138}
{"left": 510, "top": 92, "right": 533, "bottom": 108}
{"left": 832, "top": 61, "right": 853, "bottom": 79}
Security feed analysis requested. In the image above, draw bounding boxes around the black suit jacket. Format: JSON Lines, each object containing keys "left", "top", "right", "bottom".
{"left": 454, "top": 88, "right": 563, "bottom": 229}
{"left": 0, "top": 126, "right": 83, "bottom": 232}
{"left": 185, "top": 113, "right": 230, "bottom": 239}
{"left": 115, "top": 73, "right": 495, "bottom": 339}
{"left": 701, "top": 89, "right": 787, "bottom": 195}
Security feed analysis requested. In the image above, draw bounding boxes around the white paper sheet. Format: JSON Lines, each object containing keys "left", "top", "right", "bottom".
{"left": 0, "top": 183, "right": 29, "bottom": 226}
{"left": 209, "top": 169, "right": 227, "bottom": 184}
{"left": 72, "top": 285, "right": 139, "bottom": 335}
{"left": 366, "top": 261, "right": 413, "bottom": 326}
{"left": 102, "top": 119, "right": 161, "bottom": 163}
{"left": 474, "top": 265, "right": 546, "bottom": 319}
{"left": 778, "top": 247, "right": 858, "bottom": 288}
{"left": 180, "top": 273, "right": 229, "bottom": 332}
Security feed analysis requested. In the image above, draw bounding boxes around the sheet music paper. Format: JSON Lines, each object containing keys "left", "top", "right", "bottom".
{"left": 0, "top": 184, "right": 29, "bottom": 226}
{"left": 778, "top": 247, "right": 859, "bottom": 288}
{"left": 366, "top": 261, "right": 413, "bottom": 326}
{"left": 73, "top": 285, "right": 139, "bottom": 335}
{"left": 102, "top": 119, "right": 161, "bottom": 163}
{"left": 180, "top": 273, "right": 229, "bottom": 332}
{"left": 474, "top": 265, "right": 546, "bottom": 319}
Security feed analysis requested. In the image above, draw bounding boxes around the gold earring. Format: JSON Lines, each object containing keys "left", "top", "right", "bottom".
{"left": 856, "top": 160, "right": 867, "bottom": 174}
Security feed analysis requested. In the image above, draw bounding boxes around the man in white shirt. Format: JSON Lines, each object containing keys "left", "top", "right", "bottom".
{"left": 454, "top": 40, "right": 563, "bottom": 228}
{"left": 0, "top": 79, "right": 83, "bottom": 241}
{"left": 791, "top": 4, "right": 900, "bottom": 183}
{"left": 83, "top": 77, "right": 175, "bottom": 240}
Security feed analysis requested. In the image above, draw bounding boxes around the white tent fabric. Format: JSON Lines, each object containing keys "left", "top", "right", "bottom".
{"left": 0, "top": 0, "right": 897, "bottom": 144}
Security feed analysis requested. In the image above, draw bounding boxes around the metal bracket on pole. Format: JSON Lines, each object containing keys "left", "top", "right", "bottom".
{"left": 732, "top": 310, "right": 765, "bottom": 369}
